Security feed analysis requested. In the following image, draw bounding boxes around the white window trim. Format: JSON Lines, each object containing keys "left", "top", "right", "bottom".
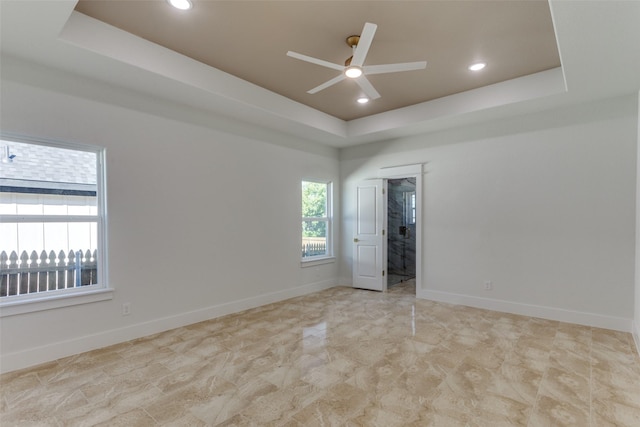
{"left": 301, "top": 180, "right": 333, "bottom": 262}
{"left": 0, "top": 134, "right": 111, "bottom": 316}
{"left": 300, "top": 256, "right": 336, "bottom": 268}
{"left": 0, "top": 287, "right": 113, "bottom": 317}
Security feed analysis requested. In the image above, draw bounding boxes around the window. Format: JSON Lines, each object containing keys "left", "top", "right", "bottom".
{"left": 301, "top": 180, "right": 332, "bottom": 260}
{"left": 0, "top": 136, "right": 109, "bottom": 313}
{"left": 405, "top": 191, "right": 416, "bottom": 225}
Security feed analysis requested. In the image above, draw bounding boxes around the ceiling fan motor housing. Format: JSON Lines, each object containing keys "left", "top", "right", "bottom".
{"left": 346, "top": 35, "right": 360, "bottom": 48}
{"left": 344, "top": 35, "right": 360, "bottom": 66}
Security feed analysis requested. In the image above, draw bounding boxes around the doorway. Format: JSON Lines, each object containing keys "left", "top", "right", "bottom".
{"left": 352, "top": 163, "right": 423, "bottom": 295}
{"left": 387, "top": 178, "right": 417, "bottom": 290}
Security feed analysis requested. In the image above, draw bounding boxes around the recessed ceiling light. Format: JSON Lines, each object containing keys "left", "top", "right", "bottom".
{"left": 168, "top": 0, "right": 192, "bottom": 10}
{"left": 357, "top": 97, "right": 369, "bottom": 104}
{"left": 468, "top": 62, "right": 487, "bottom": 71}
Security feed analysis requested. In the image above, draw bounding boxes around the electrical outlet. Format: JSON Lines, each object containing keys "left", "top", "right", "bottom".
{"left": 122, "top": 302, "right": 131, "bottom": 316}
{"left": 484, "top": 281, "right": 493, "bottom": 291}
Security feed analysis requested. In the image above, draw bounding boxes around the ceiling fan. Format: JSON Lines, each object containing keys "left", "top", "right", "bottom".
{"left": 286, "top": 22, "right": 427, "bottom": 100}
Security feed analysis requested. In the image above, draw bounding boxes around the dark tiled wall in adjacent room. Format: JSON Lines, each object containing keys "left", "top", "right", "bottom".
{"left": 388, "top": 178, "right": 416, "bottom": 280}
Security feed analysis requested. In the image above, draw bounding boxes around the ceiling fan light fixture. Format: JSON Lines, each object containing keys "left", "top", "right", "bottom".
{"left": 168, "top": 0, "right": 192, "bottom": 10}
{"left": 345, "top": 66, "right": 363, "bottom": 79}
{"left": 357, "top": 97, "right": 369, "bottom": 104}
{"left": 468, "top": 62, "right": 487, "bottom": 71}
{"left": 287, "top": 22, "right": 425, "bottom": 101}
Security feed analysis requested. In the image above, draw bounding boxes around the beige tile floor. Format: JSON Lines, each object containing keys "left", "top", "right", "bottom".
{"left": 2, "top": 282, "right": 640, "bottom": 426}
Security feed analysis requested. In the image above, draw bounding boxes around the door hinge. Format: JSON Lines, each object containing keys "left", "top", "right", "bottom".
{"left": 382, "top": 188, "right": 385, "bottom": 195}
{"left": 382, "top": 229, "right": 385, "bottom": 236}
{"left": 382, "top": 270, "right": 385, "bottom": 276}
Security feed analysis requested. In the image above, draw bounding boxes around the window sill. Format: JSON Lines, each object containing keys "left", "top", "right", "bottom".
{"left": 0, "top": 287, "right": 114, "bottom": 317}
{"left": 301, "top": 256, "right": 336, "bottom": 268}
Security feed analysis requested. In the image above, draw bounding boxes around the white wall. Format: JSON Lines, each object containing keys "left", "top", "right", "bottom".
{"left": 635, "top": 90, "right": 640, "bottom": 354}
{"left": 0, "top": 59, "right": 340, "bottom": 372}
{"left": 341, "top": 95, "right": 637, "bottom": 331}
{"left": 2, "top": 56, "right": 638, "bottom": 373}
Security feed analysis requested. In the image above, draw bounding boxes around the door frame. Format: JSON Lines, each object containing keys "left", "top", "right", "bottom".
{"left": 378, "top": 164, "right": 423, "bottom": 295}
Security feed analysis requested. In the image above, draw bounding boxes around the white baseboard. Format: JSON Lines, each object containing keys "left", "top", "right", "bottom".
{"left": 418, "top": 289, "right": 633, "bottom": 332}
{"left": 0, "top": 279, "right": 336, "bottom": 374}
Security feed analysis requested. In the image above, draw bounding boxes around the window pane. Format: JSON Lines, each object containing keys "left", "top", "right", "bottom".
{"left": 301, "top": 180, "right": 331, "bottom": 259}
{"left": 0, "top": 192, "right": 98, "bottom": 216}
{"left": 302, "top": 219, "right": 326, "bottom": 239}
{"left": 302, "top": 220, "right": 327, "bottom": 258}
{"left": 0, "top": 221, "right": 18, "bottom": 255}
{"left": 1, "top": 138, "right": 105, "bottom": 300}
{"left": 16, "top": 222, "right": 44, "bottom": 254}
{"left": 0, "top": 141, "right": 97, "bottom": 216}
{"left": 42, "top": 195, "right": 68, "bottom": 215}
{"left": 0, "top": 142, "right": 97, "bottom": 185}
{"left": 15, "top": 199, "right": 42, "bottom": 215}
{"left": 43, "top": 194, "right": 96, "bottom": 215}
{"left": 1, "top": 221, "right": 100, "bottom": 296}
{"left": 1, "top": 221, "right": 98, "bottom": 256}
{"left": 411, "top": 193, "right": 416, "bottom": 224}
{"left": 302, "top": 181, "right": 327, "bottom": 218}
{"left": 0, "top": 192, "right": 16, "bottom": 214}
{"left": 404, "top": 191, "right": 416, "bottom": 225}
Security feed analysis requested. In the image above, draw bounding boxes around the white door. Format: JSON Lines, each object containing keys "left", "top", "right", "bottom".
{"left": 353, "top": 180, "right": 387, "bottom": 291}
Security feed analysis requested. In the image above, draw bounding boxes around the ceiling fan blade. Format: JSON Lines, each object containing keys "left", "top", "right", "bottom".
{"left": 355, "top": 75, "right": 381, "bottom": 100}
{"left": 307, "top": 74, "right": 346, "bottom": 94}
{"left": 351, "top": 22, "right": 377, "bottom": 67}
{"left": 287, "top": 51, "right": 344, "bottom": 71}
{"left": 363, "top": 61, "right": 427, "bottom": 75}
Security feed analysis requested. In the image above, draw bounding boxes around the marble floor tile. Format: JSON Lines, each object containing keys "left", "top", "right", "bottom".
{"left": 92, "top": 408, "right": 157, "bottom": 427}
{"left": 529, "top": 394, "right": 590, "bottom": 426}
{"left": 2, "top": 280, "right": 639, "bottom": 426}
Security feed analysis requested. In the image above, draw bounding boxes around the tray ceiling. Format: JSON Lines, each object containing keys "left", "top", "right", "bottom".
{"left": 74, "top": 0, "right": 561, "bottom": 121}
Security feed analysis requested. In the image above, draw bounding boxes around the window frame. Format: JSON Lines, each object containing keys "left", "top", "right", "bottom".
{"left": 0, "top": 134, "right": 112, "bottom": 317}
{"left": 301, "top": 180, "right": 334, "bottom": 265}
{"left": 405, "top": 191, "right": 416, "bottom": 225}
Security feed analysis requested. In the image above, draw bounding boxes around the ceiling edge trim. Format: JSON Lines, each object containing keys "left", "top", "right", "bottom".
{"left": 58, "top": 11, "right": 348, "bottom": 139}
{"left": 347, "top": 67, "right": 567, "bottom": 138}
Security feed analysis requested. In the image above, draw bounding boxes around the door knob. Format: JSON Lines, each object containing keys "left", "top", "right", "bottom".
{"left": 353, "top": 238, "right": 359, "bottom": 242}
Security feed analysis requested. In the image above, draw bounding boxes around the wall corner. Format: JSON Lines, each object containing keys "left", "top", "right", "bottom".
{"left": 635, "top": 89, "right": 640, "bottom": 356}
